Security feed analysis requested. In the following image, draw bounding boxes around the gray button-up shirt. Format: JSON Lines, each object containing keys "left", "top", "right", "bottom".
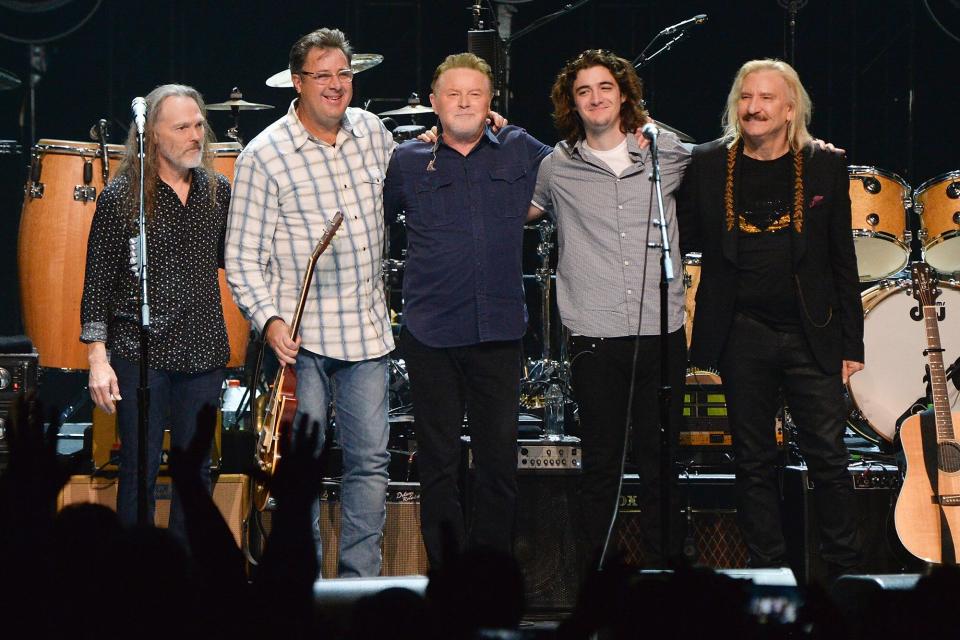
{"left": 531, "top": 131, "right": 690, "bottom": 337}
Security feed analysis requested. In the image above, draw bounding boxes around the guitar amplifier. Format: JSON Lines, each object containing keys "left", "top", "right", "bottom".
{"left": 0, "top": 353, "right": 40, "bottom": 468}
{"left": 782, "top": 463, "right": 925, "bottom": 584}
{"left": 460, "top": 435, "right": 582, "bottom": 474}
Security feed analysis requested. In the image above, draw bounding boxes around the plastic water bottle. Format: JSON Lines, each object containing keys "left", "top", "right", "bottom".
{"left": 544, "top": 383, "right": 565, "bottom": 440}
{"left": 221, "top": 379, "right": 245, "bottom": 429}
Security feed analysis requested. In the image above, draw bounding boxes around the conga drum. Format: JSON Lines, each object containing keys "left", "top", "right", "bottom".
{"left": 209, "top": 141, "right": 250, "bottom": 368}
{"left": 18, "top": 139, "right": 249, "bottom": 369}
{"left": 18, "top": 139, "right": 125, "bottom": 369}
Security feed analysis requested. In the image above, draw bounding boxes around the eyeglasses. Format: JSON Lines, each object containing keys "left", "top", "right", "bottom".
{"left": 296, "top": 69, "right": 355, "bottom": 85}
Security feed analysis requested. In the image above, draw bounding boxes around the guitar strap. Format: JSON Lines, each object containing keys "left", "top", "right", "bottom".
{"left": 920, "top": 408, "right": 956, "bottom": 563}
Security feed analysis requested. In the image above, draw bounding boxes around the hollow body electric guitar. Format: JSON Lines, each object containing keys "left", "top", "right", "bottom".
{"left": 253, "top": 212, "right": 343, "bottom": 511}
{"left": 894, "top": 262, "right": 960, "bottom": 563}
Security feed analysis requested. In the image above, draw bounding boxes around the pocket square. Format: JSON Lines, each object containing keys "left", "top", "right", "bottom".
{"left": 808, "top": 194, "right": 825, "bottom": 208}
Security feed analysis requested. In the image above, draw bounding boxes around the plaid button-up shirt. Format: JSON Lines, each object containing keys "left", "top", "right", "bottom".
{"left": 225, "top": 101, "right": 396, "bottom": 361}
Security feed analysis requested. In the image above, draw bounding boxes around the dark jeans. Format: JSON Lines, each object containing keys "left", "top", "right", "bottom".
{"left": 719, "top": 313, "right": 860, "bottom": 572}
{"left": 113, "top": 357, "right": 224, "bottom": 542}
{"left": 401, "top": 330, "right": 520, "bottom": 569}
{"left": 568, "top": 329, "right": 687, "bottom": 567}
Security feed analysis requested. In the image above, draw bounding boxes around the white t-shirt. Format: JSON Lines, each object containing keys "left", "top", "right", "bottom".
{"left": 583, "top": 137, "right": 631, "bottom": 176}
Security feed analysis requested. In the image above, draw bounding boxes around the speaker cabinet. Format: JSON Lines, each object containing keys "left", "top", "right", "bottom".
{"left": 91, "top": 406, "right": 223, "bottom": 471}
{"left": 614, "top": 473, "right": 749, "bottom": 568}
{"left": 513, "top": 473, "right": 583, "bottom": 611}
{"left": 253, "top": 481, "right": 428, "bottom": 578}
{"left": 58, "top": 473, "right": 249, "bottom": 546}
{"left": 782, "top": 464, "right": 925, "bottom": 584}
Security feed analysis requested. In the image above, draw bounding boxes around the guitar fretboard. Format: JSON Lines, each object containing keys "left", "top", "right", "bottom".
{"left": 923, "top": 304, "right": 955, "bottom": 441}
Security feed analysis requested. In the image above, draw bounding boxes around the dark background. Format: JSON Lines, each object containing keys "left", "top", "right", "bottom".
{"left": 0, "top": 0, "right": 957, "bottom": 362}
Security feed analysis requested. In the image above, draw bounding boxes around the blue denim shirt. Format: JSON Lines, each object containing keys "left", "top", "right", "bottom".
{"left": 384, "top": 125, "right": 552, "bottom": 348}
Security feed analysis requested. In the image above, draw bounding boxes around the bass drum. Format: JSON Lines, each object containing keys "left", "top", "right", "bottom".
{"left": 18, "top": 139, "right": 249, "bottom": 369}
{"left": 847, "top": 277, "right": 960, "bottom": 442}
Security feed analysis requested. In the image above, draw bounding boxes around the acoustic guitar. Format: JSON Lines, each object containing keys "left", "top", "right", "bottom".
{"left": 894, "top": 261, "right": 960, "bottom": 563}
{"left": 253, "top": 212, "right": 343, "bottom": 511}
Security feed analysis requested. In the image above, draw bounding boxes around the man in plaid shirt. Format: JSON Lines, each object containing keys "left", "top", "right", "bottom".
{"left": 225, "top": 27, "right": 394, "bottom": 577}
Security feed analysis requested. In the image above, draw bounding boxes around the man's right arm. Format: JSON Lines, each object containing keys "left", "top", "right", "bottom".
{"left": 528, "top": 152, "right": 555, "bottom": 222}
{"left": 80, "top": 183, "right": 124, "bottom": 413}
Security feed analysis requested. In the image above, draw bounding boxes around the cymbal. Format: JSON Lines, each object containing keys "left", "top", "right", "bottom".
{"left": 265, "top": 53, "right": 384, "bottom": 88}
{"left": 378, "top": 104, "right": 434, "bottom": 116}
{"left": 207, "top": 98, "right": 274, "bottom": 111}
{"left": 0, "top": 67, "right": 21, "bottom": 91}
{"left": 653, "top": 119, "right": 695, "bottom": 143}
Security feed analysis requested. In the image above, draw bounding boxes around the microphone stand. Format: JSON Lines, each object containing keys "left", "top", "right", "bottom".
{"left": 135, "top": 124, "right": 151, "bottom": 526}
{"left": 633, "top": 30, "right": 690, "bottom": 70}
{"left": 647, "top": 131, "right": 676, "bottom": 563}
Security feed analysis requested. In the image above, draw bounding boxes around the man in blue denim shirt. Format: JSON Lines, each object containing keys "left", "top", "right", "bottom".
{"left": 384, "top": 53, "right": 551, "bottom": 567}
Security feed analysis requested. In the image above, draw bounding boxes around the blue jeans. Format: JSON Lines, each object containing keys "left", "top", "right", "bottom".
{"left": 113, "top": 357, "right": 224, "bottom": 543}
{"left": 294, "top": 350, "right": 390, "bottom": 577}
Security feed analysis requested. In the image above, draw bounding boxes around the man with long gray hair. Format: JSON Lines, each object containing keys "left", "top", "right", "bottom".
{"left": 81, "top": 83, "right": 231, "bottom": 538}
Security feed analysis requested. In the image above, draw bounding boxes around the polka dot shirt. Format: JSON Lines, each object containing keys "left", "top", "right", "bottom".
{"left": 80, "top": 169, "right": 231, "bottom": 373}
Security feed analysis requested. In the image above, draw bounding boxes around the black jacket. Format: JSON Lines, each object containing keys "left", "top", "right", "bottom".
{"left": 677, "top": 138, "right": 864, "bottom": 374}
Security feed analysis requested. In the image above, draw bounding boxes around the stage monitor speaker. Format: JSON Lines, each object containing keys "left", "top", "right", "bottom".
{"left": 781, "top": 464, "right": 925, "bottom": 585}
{"left": 57, "top": 473, "right": 249, "bottom": 546}
{"left": 253, "top": 481, "right": 428, "bottom": 578}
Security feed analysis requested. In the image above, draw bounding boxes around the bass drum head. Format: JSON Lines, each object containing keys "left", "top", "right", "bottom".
{"left": 847, "top": 278, "right": 960, "bottom": 442}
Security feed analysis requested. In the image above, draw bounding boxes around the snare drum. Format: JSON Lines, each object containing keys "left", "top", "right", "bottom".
{"left": 846, "top": 277, "right": 959, "bottom": 442}
{"left": 914, "top": 171, "right": 960, "bottom": 274}
{"left": 847, "top": 166, "right": 911, "bottom": 281}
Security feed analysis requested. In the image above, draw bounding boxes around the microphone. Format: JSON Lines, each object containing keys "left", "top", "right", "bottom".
{"left": 641, "top": 122, "right": 659, "bottom": 142}
{"left": 661, "top": 14, "right": 708, "bottom": 36}
{"left": 131, "top": 97, "right": 147, "bottom": 134}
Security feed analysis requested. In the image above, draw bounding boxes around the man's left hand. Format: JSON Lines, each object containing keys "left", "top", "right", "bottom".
{"left": 486, "top": 110, "right": 507, "bottom": 132}
{"left": 842, "top": 360, "right": 864, "bottom": 385}
{"left": 813, "top": 138, "right": 847, "bottom": 155}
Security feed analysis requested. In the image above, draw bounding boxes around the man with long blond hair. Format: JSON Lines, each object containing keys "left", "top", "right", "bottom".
{"left": 529, "top": 49, "right": 690, "bottom": 569}
{"left": 81, "top": 83, "right": 231, "bottom": 537}
{"left": 678, "top": 59, "right": 863, "bottom": 580}
{"left": 384, "top": 52, "right": 551, "bottom": 567}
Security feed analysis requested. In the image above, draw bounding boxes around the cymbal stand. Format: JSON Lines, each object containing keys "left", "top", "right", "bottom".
{"left": 224, "top": 88, "right": 247, "bottom": 147}
{"left": 383, "top": 214, "right": 411, "bottom": 414}
{"left": 521, "top": 219, "right": 569, "bottom": 407}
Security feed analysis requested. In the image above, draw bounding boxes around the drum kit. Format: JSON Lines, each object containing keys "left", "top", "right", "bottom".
{"left": 843, "top": 165, "right": 960, "bottom": 445}
{"left": 682, "top": 164, "right": 960, "bottom": 447}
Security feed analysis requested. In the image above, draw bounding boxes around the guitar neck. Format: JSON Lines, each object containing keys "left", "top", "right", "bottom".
{"left": 922, "top": 304, "right": 955, "bottom": 441}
